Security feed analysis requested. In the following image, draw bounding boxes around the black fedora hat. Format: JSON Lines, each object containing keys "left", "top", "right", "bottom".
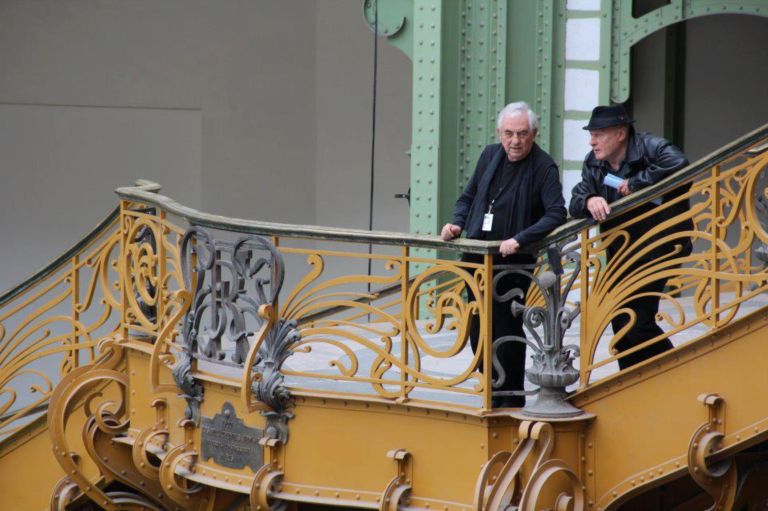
{"left": 582, "top": 104, "right": 635, "bottom": 130}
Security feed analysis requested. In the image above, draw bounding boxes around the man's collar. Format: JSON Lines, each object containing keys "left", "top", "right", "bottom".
{"left": 624, "top": 129, "right": 644, "bottom": 164}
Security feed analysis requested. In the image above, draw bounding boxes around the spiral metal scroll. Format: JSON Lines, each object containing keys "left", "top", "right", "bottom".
{"left": 121, "top": 209, "right": 185, "bottom": 338}
{"left": 473, "top": 421, "right": 585, "bottom": 511}
{"left": 280, "top": 250, "right": 487, "bottom": 403}
{"left": 47, "top": 339, "right": 167, "bottom": 510}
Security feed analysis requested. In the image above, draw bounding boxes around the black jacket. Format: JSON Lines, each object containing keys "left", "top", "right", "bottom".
{"left": 452, "top": 143, "right": 567, "bottom": 250}
{"left": 569, "top": 130, "right": 693, "bottom": 261}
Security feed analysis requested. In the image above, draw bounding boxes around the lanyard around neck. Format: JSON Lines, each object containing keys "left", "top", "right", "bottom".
{"left": 487, "top": 161, "right": 517, "bottom": 214}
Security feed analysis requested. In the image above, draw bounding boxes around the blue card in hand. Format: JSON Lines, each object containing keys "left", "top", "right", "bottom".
{"left": 603, "top": 173, "right": 623, "bottom": 189}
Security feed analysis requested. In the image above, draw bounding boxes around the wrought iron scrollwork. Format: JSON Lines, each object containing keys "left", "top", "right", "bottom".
{"left": 180, "top": 227, "right": 283, "bottom": 364}
{"left": 174, "top": 226, "right": 299, "bottom": 427}
{"left": 132, "top": 211, "right": 158, "bottom": 327}
{"left": 171, "top": 349, "right": 203, "bottom": 423}
{"left": 752, "top": 170, "right": 768, "bottom": 278}
{"left": 252, "top": 317, "right": 300, "bottom": 443}
{"left": 493, "top": 242, "right": 583, "bottom": 417}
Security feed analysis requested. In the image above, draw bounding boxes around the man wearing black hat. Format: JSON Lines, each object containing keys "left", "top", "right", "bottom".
{"left": 569, "top": 104, "right": 693, "bottom": 369}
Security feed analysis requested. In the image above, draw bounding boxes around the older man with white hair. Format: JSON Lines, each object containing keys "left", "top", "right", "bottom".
{"left": 441, "top": 101, "right": 567, "bottom": 408}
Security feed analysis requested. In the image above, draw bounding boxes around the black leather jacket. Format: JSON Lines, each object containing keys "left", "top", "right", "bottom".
{"left": 569, "top": 130, "right": 693, "bottom": 262}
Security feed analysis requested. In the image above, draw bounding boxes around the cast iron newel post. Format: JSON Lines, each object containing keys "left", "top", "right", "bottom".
{"left": 493, "top": 243, "right": 583, "bottom": 418}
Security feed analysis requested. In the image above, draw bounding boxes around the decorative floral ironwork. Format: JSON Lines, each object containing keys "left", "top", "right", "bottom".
{"left": 252, "top": 317, "right": 301, "bottom": 443}
{"left": 179, "top": 227, "right": 283, "bottom": 364}
{"left": 492, "top": 244, "right": 582, "bottom": 417}
{"left": 174, "top": 226, "right": 297, "bottom": 425}
{"left": 171, "top": 349, "right": 203, "bottom": 423}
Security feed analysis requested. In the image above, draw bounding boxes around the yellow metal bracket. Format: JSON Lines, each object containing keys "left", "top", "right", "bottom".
{"left": 249, "top": 435, "right": 286, "bottom": 511}
{"left": 379, "top": 448, "right": 412, "bottom": 511}
{"left": 131, "top": 398, "right": 169, "bottom": 481}
{"left": 158, "top": 418, "right": 216, "bottom": 510}
{"left": 49, "top": 475, "right": 82, "bottom": 511}
{"left": 474, "top": 421, "right": 585, "bottom": 511}
{"left": 687, "top": 393, "right": 737, "bottom": 511}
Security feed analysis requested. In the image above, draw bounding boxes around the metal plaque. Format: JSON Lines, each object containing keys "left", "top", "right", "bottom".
{"left": 201, "top": 402, "right": 263, "bottom": 471}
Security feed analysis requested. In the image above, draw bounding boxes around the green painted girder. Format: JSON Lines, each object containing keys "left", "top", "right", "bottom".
{"left": 610, "top": 0, "right": 768, "bottom": 103}
{"left": 364, "top": 0, "right": 560, "bottom": 249}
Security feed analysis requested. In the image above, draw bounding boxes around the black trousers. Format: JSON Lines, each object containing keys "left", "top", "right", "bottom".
{"left": 610, "top": 275, "right": 674, "bottom": 370}
{"left": 464, "top": 256, "right": 532, "bottom": 405}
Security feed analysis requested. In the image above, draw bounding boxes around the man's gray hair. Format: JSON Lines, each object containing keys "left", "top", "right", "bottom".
{"left": 496, "top": 101, "right": 539, "bottom": 131}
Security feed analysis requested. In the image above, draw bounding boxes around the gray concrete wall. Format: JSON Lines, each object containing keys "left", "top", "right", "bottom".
{"left": 0, "top": 103, "right": 201, "bottom": 288}
{"left": 0, "top": 0, "right": 411, "bottom": 292}
{"left": 315, "top": 1, "right": 411, "bottom": 232}
{"left": 683, "top": 14, "right": 768, "bottom": 161}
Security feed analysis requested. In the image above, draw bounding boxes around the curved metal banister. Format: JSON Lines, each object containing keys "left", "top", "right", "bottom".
{"left": 0, "top": 180, "right": 162, "bottom": 308}
{"left": 116, "top": 184, "right": 501, "bottom": 255}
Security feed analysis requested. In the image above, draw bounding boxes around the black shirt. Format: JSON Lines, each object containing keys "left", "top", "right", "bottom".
{"left": 483, "top": 159, "right": 524, "bottom": 241}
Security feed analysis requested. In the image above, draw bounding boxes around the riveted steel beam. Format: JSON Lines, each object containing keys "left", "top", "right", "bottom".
{"left": 363, "top": 0, "right": 413, "bottom": 58}
{"left": 365, "top": 1, "right": 561, "bottom": 258}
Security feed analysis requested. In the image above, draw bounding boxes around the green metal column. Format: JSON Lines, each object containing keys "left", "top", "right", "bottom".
{"left": 364, "top": 1, "right": 563, "bottom": 254}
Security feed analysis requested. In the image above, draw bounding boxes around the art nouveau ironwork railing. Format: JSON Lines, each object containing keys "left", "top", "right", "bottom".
{"left": 0, "top": 182, "right": 162, "bottom": 439}
{"left": 547, "top": 124, "right": 768, "bottom": 386}
{"left": 119, "top": 195, "right": 503, "bottom": 414}
{"left": 2, "top": 125, "right": 767, "bottom": 439}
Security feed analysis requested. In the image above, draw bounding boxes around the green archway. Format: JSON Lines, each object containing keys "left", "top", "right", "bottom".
{"left": 611, "top": 0, "right": 768, "bottom": 102}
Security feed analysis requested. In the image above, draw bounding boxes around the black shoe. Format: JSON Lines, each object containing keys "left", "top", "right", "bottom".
{"left": 492, "top": 396, "right": 525, "bottom": 409}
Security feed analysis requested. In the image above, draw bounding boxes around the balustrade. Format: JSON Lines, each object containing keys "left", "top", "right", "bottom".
{"left": 2, "top": 126, "right": 767, "bottom": 442}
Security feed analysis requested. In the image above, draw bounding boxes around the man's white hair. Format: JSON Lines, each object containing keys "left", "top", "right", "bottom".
{"left": 496, "top": 101, "right": 539, "bottom": 131}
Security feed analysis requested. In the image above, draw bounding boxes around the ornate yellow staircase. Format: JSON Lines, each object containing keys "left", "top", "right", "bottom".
{"left": 1, "top": 126, "right": 768, "bottom": 511}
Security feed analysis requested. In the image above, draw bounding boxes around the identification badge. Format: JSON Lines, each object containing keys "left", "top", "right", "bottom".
{"left": 482, "top": 213, "right": 494, "bottom": 231}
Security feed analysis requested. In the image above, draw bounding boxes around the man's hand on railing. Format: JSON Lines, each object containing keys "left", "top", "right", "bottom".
{"left": 500, "top": 238, "right": 520, "bottom": 257}
{"left": 441, "top": 223, "right": 462, "bottom": 241}
{"left": 586, "top": 196, "right": 611, "bottom": 221}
